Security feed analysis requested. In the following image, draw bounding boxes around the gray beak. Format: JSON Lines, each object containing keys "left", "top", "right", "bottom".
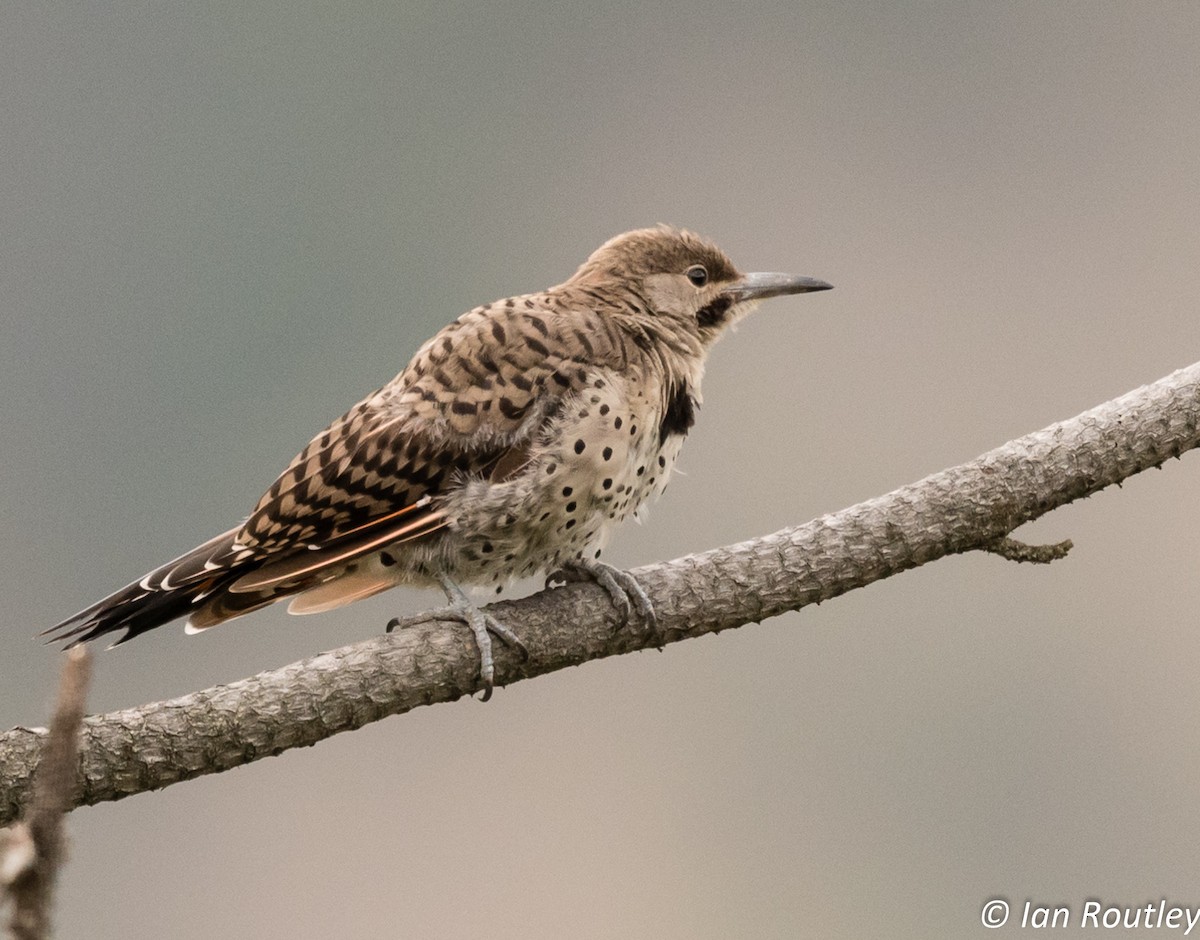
{"left": 727, "top": 271, "right": 833, "bottom": 301}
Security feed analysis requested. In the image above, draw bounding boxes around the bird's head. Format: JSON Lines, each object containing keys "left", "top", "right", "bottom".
{"left": 566, "top": 225, "right": 832, "bottom": 349}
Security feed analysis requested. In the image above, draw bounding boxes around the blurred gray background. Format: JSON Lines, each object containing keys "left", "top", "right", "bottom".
{"left": 3, "top": 2, "right": 1198, "bottom": 937}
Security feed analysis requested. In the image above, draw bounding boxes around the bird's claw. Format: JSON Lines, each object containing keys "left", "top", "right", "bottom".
{"left": 550, "top": 559, "right": 657, "bottom": 631}
{"left": 389, "top": 578, "right": 528, "bottom": 701}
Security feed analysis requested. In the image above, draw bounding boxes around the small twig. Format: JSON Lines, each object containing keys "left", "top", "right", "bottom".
{"left": 1, "top": 647, "right": 92, "bottom": 940}
{"left": 984, "top": 536, "right": 1075, "bottom": 564}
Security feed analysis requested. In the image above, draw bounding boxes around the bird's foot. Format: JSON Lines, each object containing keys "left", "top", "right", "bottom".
{"left": 548, "top": 558, "right": 657, "bottom": 631}
{"left": 386, "top": 577, "right": 527, "bottom": 702}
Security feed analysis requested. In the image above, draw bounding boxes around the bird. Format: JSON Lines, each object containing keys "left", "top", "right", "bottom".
{"left": 45, "top": 225, "right": 832, "bottom": 698}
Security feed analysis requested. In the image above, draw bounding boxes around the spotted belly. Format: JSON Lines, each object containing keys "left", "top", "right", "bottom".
{"left": 286, "top": 369, "right": 691, "bottom": 612}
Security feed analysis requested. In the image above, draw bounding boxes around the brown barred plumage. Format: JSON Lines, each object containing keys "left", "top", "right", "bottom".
{"left": 44, "top": 226, "right": 831, "bottom": 695}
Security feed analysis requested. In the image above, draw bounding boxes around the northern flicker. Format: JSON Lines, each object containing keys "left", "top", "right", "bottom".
{"left": 45, "top": 226, "right": 831, "bottom": 697}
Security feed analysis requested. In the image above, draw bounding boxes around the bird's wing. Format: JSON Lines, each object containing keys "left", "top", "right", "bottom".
{"left": 230, "top": 297, "right": 633, "bottom": 560}
{"left": 45, "top": 298, "right": 630, "bottom": 644}
{"left": 232, "top": 301, "right": 612, "bottom": 554}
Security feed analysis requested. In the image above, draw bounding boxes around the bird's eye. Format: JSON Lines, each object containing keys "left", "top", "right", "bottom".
{"left": 685, "top": 264, "right": 709, "bottom": 287}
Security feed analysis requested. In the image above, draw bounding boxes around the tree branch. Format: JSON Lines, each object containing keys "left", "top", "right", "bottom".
{"left": 984, "top": 536, "right": 1074, "bottom": 563}
{"left": 1, "top": 647, "right": 92, "bottom": 940}
{"left": 2, "top": 362, "right": 1198, "bottom": 825}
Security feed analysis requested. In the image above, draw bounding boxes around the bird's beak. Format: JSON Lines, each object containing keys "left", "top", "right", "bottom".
{"left": 727, "top": 272, "right": 833, "bottom": 301}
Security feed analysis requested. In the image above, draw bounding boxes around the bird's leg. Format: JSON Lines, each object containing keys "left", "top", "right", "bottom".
{"left": 386, "top": 577, "right": 527, "bottom": 702}
{"left": 548, "top": 558, "right": 657, "bottom": 631}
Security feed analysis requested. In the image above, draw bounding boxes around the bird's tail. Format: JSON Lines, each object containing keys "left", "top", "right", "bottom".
{"left": 41, "top": 526, "right": 259, "bottom": 648}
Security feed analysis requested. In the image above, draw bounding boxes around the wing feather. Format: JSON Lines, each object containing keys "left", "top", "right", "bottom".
{"left": 45, "top": 293, "right": 634, "bottom": 646}
{"left": 229, "top": 506, "right": 448, "bottom": 594}
{"left": 229, "top": 299, "right": 617, "bottom": 558}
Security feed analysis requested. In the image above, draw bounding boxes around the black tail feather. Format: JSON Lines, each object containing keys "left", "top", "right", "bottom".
{"left": 42, "top": 525, "right": 250, "bottom": 647}
{"left": 42, "top": 574, "right": 230, "bottom": 648}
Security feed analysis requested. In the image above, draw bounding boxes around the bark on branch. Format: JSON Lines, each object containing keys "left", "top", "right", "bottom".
{"left": 2, "top": 362, "right": 1198, "bottom": 826}
{"left": 1, "top": 647, "right": 92, "bottom": 940}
